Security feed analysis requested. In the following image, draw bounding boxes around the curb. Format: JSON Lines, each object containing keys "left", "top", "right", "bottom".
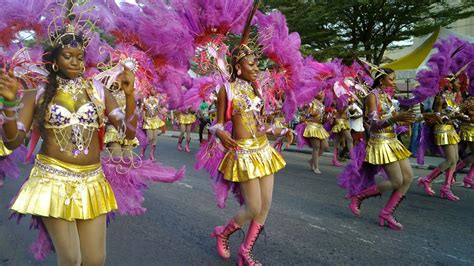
{"left": 161, "top": 132, "right": 467, "bottom": 174}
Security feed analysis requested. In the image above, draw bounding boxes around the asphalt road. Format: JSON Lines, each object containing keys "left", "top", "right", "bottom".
{"left": 0, "top": 137, "right": 473, "bottom": 265}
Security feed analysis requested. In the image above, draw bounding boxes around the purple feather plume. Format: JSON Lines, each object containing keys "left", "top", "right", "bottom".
{"left": 102, "top": 158, "right": 185, "bottom": 216}
{"left": 195, "top": 122, "right": 243, "bottom": 208}
{"left": 295, "top": 123, "right": 310, "bottom": 149}
{"left": 338, "top": 141, "right": 383, "bottom": 196}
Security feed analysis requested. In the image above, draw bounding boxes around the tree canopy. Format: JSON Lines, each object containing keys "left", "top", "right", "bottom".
{"left": 263, "top": 0, "right": 474, "bottom": 65}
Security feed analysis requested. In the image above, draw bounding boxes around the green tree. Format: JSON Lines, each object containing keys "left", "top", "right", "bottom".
{"left": 263, "top": 0, "right": 474, "bottom": 65}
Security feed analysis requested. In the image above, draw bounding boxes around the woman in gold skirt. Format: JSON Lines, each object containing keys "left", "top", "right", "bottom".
{"left": 0, "top": 31, "right": 136, "bottom": 265}
{"left": 176, "top": 108, "right": 196, "bottom": 152}
{"left": 418, "top": 78, "right": 464, "bottom": 201}
{"left": 0, "top": 140, "right": 14, "bottom": 187}
{"left": 331, "top": 106, "right": 353, "bottom": 166}
{"left": 140, "top": 92, "right": 166, "bottom": 160}
{"left": 457, "top": 95, "right": 474, "bottom": 188}
{"left": 347, "top": 68, "right": 423, "bottom": 230}
{"left": 104, "top": 82, "right": 140, "bottom": 159}
{"left": 208, "top": 44, "right": 292, "bottom": 265}
{"left": 302, "top": 92, "right": 329, "bottom": 174}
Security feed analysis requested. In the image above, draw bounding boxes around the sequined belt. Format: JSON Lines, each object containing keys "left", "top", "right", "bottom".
{"left": 35, "top": 155, "right": 103, "bottom": 182}
{"left": 235, "top": 141, "right": 269, "bottom": 155}
{"left": 370, "top": 132, "right": 396, "bottom": 140}
{"left": 434, "top": 124, "right": 456, "bottom": 134}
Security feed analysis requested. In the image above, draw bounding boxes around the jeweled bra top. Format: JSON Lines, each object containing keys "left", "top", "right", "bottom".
{"left": 308, "top": 99, "right": 324, "bottom": 122}
{"left": 111, "top": 89, "right": 126, "bottom": 112}
{"left": 44, "top": 77, "right": 100, "bottom": 156}
{"left": 372, "top": 88, "right": 396, "bottom": 133}
{"left": 442, "top": 91, "right": 460, "bottom": 116}
{"left": 144, "top": 96, "right": 159, "bottom": 117}
{"left": 230, "top": 79, "right": 264, "bottom": 138}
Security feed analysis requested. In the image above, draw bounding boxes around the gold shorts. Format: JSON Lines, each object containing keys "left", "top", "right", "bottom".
{"left": 10, "top": 154, "right": 117, "bottom": 221}
{"left": 303, "top": 122, "right": 329, "bottom": 140}
{"left": 332, "top": 119, "right": 350, "bottom": 133}
{"left": 143, "top": 116, "right": 166, "bottom": 130}
{"left": 434, "top": 124, "right": 460, "bottom": 145}
{"left": 104, "top": 127, "right": 140, "bottom": 146}
{"left": 460, "top": 123, "right": 474, "bottom": 142}
{"left": 178, "top": 114, "right": 196, "bottom": 125}
{"left": 365, "top": 132, "right": 411, "bottom": 165}
{"left": 219, "top": 135, "right": 286, "bottom": 182}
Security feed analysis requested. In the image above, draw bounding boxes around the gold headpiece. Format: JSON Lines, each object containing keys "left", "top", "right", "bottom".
{"left": 446, "top": 61, "right": 472, "bottom": 82}
{"left": 357, "top": 59, "right": 388, "bottom": 80}
{"left": 47, "top": 0, "right": 97, "bottom": 50}
{"left": 232, "top": 0, "right": 261, "bottom": 63}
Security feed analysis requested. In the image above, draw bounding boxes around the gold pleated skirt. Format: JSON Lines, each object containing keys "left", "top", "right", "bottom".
{"left": 332, "top": 119, "right": 350, "bottom": 133}
{"left": 303, "top": 122, "right": 329, "bottom": 140}
{"left": 10, "top": 154, "right": 117, "bottom": 221}
{"left": 460, "top": 123, "right": 474, "bottom": 142}
{"left": 219, "top": 135, "right": 286, "bottom": 182}
{"left": 104, "top": 127, "right": 140, "bottom": 146}
{"left": 178, "top": 114, "right": 196, "bottom": 125}
{"left": 0, "top": 140, "right": 13, "bottom": 157}
{"left": 143, "top": 116, "right": 166, "bottom": 130}
{"left": 433, "top": 124, "right": 460, "bottom": 145}
{"left": 365, "top": 132, "right": 411, "bottom": 165}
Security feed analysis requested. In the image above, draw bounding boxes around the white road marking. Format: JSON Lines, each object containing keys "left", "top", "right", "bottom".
{"left": 356, "top": 238, "right": 374, "bottom": 245}
{"left": 177, "top": 182, "right": 193, "bottom": 189}
{"left": 309, "top": 223, "right": 327, "bottom": 231}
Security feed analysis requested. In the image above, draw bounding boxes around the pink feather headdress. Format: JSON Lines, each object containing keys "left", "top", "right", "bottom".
{"left": 401, "top": 36, "right": 473, "bottom": 106}
{"left": 254, "top": 11, "right": 304, "bottom": 120}
{"left": 93, "top": 44, "right": 159, "bottom": 98}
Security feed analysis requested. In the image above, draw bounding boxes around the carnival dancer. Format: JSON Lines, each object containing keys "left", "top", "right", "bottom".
{"left": 208, "top": 45, "right": 293, "bottom": 265}
{"left": 339, "top": 68, "right": 433, "bottom": 230}
{"left": 176, "top": 107, "right": 196, "bottom": 152}
{"left": 141, "top": 91, "right": 166, "bottom": 160}
{"left": 331, "top": 104, "right": 353, "bottom": 166}
{"left": 269, "top": 110, "right": 291, "bottom": 153}
{"left": 1, "top": 28, "right": 136, "bottom": 265}
{"left": 104, "top": 81, "right": 140, "bottom": 158}
{"left": 301, "top": 93, "right": 329, "bottom": 174}
{"left": 418, "top": 77, "right": 464, "bottom": 200}
{"left": 457, "top": 93, "right": 474, "bottom": 188}
{"left": 348, "top": 96, "right": 365, "bottom": 146}
{"left": 193, "top": 2, "right": 293, "bottom": 265}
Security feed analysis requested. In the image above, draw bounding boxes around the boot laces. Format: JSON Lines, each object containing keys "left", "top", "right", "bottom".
{"left": 248, "top": 226, "right": 265, "bottom": 264}
{"left": 221, "top": 227, "right": 242, "bottom": 250}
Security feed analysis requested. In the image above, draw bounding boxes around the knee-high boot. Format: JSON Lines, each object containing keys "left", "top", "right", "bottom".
{"left": 379, "top": 191, "right": 405, "bottom": 230}
{"left": 210, "top": 219, "right": 241, "bottom": 259}
{"left": 238, "top": 220, "right": 264, "bottom": 266}
{"left": 440, "top": 169, "right": 460, "bottom": 201}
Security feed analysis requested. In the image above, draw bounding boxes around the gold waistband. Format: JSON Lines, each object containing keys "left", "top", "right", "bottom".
{"left": 235, "top": 135, "right": 269, "bottom": 151}
{"left": 434, "top": 124, "right": 456, "bottom": 134}
{"left": 35, "top": 154, "right": 102, "bottom": 180}
{"left": 370, "top": 132, "right": 396, "bottom": 140}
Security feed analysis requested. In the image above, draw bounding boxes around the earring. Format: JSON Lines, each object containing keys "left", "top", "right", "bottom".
{"left": 52, "top": 63, "right": 59, "bottom": 72}
{"left": 80, "top": 63, "right": 86, "bottom": 74}
{"left": 237, "top": 69, "right": 242, "bottom": 76}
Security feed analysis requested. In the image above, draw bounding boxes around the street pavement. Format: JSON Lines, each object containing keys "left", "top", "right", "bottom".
{"left": 0, "top": 136, "right": 473, "bottom": 265}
